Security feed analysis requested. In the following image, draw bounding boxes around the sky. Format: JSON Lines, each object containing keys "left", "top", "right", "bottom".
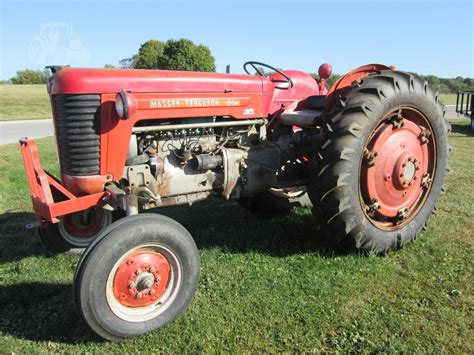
{"left": 0, "top": 0, "right": 473, "bottom": 80}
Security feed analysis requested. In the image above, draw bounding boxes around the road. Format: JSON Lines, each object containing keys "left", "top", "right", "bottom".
{"left": 0, "top": 106, "right": 463, "bottom": 145}
{"left": 0, "top": 119, "right": 54, "bottom": 145}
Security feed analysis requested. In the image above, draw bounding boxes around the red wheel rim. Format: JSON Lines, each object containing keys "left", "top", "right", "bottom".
{"left": 113, "top": 250, "right": 171, "bottom": 308}
{"left": 62, "top": 208, "right": 104, "bottom": 237}
{"left": 360, "top": 107, "right": 436, "bottom": 230}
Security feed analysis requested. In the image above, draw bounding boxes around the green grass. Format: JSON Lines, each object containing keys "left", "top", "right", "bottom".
{"left": 0, "top": 84, "right": 51, "bottom": 121}
{"left": 439, "top": 94, "right": 457, "bottom": 105}
{"left": 0, "top": 120, "right": 472, "bottom": 352}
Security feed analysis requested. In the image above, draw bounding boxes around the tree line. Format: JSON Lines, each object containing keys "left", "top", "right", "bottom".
{"left": 5, "top": 38, "right": 473, "bottom": 94}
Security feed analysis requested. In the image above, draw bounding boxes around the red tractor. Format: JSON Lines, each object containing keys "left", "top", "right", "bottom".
{"left": 20, "top": 61, "right": 449, "bottom": 341}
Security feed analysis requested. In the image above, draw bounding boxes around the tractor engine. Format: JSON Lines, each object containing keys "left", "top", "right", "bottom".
{"left": 121, "top": 116, "right": 311, "bottom": 213}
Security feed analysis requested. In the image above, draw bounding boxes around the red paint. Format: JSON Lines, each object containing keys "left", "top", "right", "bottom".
{"left": 113, "top": 251, "right": 171, "bottom": 308}
{"left": 61, "top": 174, "right": 111, "bottom": 196}
{"left": 19, "top": 139, "right": 107, "bottom": 225}
{"left": 318, "top": 63, "right": 332, "bottom": 80}
{"left": 360, "top": 118, "right": 431, "bottom": 218}
{"left": 50, "top": 67, "right": 265, "bottom": 95}
{"left": 62, "top": 208, "right": 105, "bottom": 237}
{"left": 325, "top": 64, "right": 392, "bottom": 110}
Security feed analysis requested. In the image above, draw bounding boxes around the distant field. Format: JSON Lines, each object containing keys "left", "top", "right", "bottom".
{"left": 0, "top": 84, "right": 51, "bottom": 121}
{"left": 439, "top": 94, "right": 457, "bottom": 105}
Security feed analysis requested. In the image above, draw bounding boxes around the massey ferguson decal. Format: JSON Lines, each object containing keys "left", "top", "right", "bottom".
{"left": 146, "top": 97, "right": 250, "bottom": 109}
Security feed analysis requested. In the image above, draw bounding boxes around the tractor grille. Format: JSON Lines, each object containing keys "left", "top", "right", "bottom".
{"left": 53, "top": 94, "right": 101, "bottom": 176}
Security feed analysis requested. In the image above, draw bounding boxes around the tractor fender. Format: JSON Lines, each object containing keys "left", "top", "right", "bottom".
{"left": 325, "top": 63, "right": 394, "bottom": 111}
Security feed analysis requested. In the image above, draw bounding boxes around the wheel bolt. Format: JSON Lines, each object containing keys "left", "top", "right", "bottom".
{"left": 136, "top": 292, "right": 142, "bottom": 299}
{"left": 144, "top": 280, "right": 154, "bottom": 289}
{"left": 149, "top": 266, "right": 155, "bottom": 273}
{"left": 128, "top": 282, "right": 136, "bottom": 289}
{"left": 155, "top": 276, "right": 161, "bottom": 283}
{"left": 135, "top": 269, "right": 142, "bottom": 275}
{"left": 149, "top": 289, "right": 155, "bottom": 295}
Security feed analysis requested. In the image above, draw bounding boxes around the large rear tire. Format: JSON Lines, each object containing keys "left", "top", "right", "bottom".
{"left": 309, "top": 70, "right": 450, "bottom": 253}
{"left": 73, "top": 213, "right": 200, "bottom": 341}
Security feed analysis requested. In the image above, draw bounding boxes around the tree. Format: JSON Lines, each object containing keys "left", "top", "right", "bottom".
{"left": 104, "top": 64, "right": 115, "bottom": 68}
{"left": 134, "top": 40, "right": 165, "bottom": 69}
{"left": 10, "top": 69, "right": 48, "bottom": 84}
{"left": 132, "top": 38, "right": 216, "bottom": 72}
{"left": 158, "top": 39, "right": 215, "bottom": 72}
{"left": 119, "top": 55, "right": 137, "bottom": 69}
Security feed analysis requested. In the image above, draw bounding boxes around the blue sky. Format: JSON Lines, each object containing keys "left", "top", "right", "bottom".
{"left": 1, "top": 0, "right": 473, "bottom": 80}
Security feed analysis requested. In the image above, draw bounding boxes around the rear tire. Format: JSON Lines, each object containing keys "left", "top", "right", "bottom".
{"left": 73, "top": 213, "right": 200, "bottom": 341}
{"left": 309, "top": 70, "right": 450, "bottom": 253}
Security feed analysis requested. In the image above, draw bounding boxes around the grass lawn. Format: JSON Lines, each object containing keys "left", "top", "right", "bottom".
{"left": 439, "top": 94, "right": 458, "bottom": 105}
{"left": 0, "top": 85, "right": 459, "bottom": 121}
{"left": 0, "top": 84, "right": 52, "bottom": 121}
{"left": 0, "top": 120, "right": 472, "bottom": 352}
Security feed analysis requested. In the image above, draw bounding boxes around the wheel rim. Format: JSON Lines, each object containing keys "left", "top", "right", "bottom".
{"left": 106, "top": 243, "right": 182, "bottom": 322}
{"left": 359, "top": 107, "right": 436, "bottom": 230}
{"left": 268, "top": 186, "right": 306, "bottom": 199}
{"left": 59, "top": 208, "right": 111, "bottom": 247}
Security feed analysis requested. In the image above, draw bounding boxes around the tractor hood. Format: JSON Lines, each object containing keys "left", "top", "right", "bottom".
{"left": 49, "top": 67, "right": 265, "bottom": 95}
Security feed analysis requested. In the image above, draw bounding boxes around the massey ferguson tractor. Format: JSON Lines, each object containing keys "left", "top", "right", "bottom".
{"left": 20, "top": 61, "right": 449, "bottom": 341}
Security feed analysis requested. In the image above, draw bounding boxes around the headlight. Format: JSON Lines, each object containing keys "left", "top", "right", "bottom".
{"left": 115, "top": 90, "right": 136, "bottom": 119}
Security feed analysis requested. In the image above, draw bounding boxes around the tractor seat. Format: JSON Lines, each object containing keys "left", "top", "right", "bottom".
{"left": 305, "top": 95, "right": 326, "bottom": 109}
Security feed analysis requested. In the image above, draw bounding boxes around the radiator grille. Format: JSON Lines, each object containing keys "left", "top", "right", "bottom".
{"left": 53, "top": 94, "right": 101, "bottom": 175}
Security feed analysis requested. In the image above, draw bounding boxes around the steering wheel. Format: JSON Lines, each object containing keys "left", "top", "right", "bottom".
{"left": 243, "top": 61, "right": 294, "bottom": 89}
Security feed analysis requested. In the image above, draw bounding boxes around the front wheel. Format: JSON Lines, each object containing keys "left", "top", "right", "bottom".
{"left": 73, "top": 213, "right": 200, "bottom": 341}
{"left": 39, "top": 207, "right": 113, "bottom": 254}
{"left": 309, "top": 70, "right": 450, "bottom": 253}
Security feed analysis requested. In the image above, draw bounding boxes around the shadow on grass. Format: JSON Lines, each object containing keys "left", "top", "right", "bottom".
{"left": 1, "top": 198, "right": 336, "bottom": 264}
{"left": 0, "top": 282, "right": 100, "bottom": 344}
{"left": 450, "top": 121, "right": 474, "bottom": 137}
{"left": 0, "top": 211, "right": 51, "bottom": 263}
{"left": 0, "top": 199, "right": 339, "bottom": 343}
{"left": 150, "top": 198, "right": 336, "bottom": 257}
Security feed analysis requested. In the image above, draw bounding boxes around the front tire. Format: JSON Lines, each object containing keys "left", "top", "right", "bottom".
{"left": 309, "top": 70, "right": 450, "bottom": 253}
{"left": 39, "top": 208, "right": 113, "bottom": 254}
{"left": 74, "top": 213, "right": 200, "bottom": 341}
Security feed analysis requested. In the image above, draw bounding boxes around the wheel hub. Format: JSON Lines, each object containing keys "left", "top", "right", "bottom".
{"left": 113, "top": 250, "right": 171, "bottom": 307}
{"left": 360, "top": 107, "right": 436, "bottom": 226}
{"left": 62, "top": 208, "right": 104, "bottom": 238}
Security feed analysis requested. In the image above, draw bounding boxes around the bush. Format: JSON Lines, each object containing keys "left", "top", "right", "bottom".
{"left": 10, "top": 69, "right": 47, "bottom": 84}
